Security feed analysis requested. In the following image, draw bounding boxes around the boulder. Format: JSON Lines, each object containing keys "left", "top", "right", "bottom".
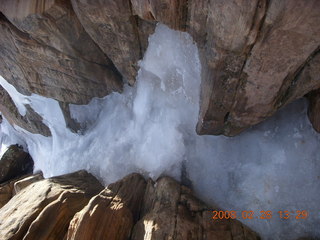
{"left": 0, "top": 145, "right": 33, "bottom": 184}
{"left": 0, "top": 173, "right": 43, "bottom": 208}
{"left": 67, "top": 173, "right": 147, "bottom": 240}
{"left": 0, "top": 170, "right": 103, "bottom": 240}
{"left": 0, "top": 171, "right": 260, "bottom": 239}
{"left": 131, "top": 176, "right": 260, "bottom": 240}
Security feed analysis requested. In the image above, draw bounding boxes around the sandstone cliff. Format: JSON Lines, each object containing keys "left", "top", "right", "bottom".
{"left": 0, "top": 0, "right": 319, "bottom": 135}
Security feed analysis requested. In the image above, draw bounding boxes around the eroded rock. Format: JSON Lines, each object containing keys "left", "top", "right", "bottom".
{"left": 1, "top": 0, "right": 319, "bottom": 137}
{"left": 71, "top": 0, "right": 145, "bottom": 85}
{"left": 0, "top": 170, "right": 103, "bottom": 240}
{"left": 132, "top": 176, "right": 260, "bottom": 240}
{"left": 0, "top": 170, "right": 260, "bottom": 240}
{"left": 0, "top": 1, "right": 123, "bottom": 105}
{"left": 0, "top": 173, "right": 43, "bottom": 208}
{"left": 13, "top": 172, "right": 43, "bottom": 194}
{"left": 194, "top": 0, "right": 320, "bottom": 136}
{"left": 67, "top": 173, "right": 146, "bottom": 240}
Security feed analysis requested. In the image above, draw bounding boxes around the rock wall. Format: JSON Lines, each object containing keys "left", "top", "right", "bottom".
{"left": 0, "top": 0, "right": 319, "bottom": 136}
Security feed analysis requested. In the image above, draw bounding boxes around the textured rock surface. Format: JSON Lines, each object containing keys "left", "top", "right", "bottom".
{"left": 132, "top": 176, "right": 260, "bottom": 240}
{"left": 0, "top": 85, "right": 51, "bottom": 136}
{"left": 0, "top": 0, "right": 123, "bottom": 104}
{"left": 0, "top": 173, "right": 42, "bottom": 208}
{"left": 1, "top": 0, "right": 320, "bottom": 136}
{"left": 0, "top": 177, "right": 15, "bottom": 208}
{"left": 71, "top": 0, "right": 144, "bottom": 85}
{"left": 0, "top": 171, "right": 259, "bottom": 240}
{"left": 67, "top": 173, "right": 146, "bottom": 240}
{"left": 0, "top": 145, "right": 33, "bottom": 184}
{"left": 13, "top": 172, "right": 43, "bottom": 194}
{"left": 193, "top": 0, "right": 320, "bottom": 135}
{"left": 67, "top": 173, "right": 259, "bottom": 240}
{"left": 0, "top": 170, "right": 103, "bottom": 240}
{"left": 0, "top": 0, "right": 123, "bottom": 134}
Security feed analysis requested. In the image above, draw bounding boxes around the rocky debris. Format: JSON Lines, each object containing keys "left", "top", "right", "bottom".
{"left": 13, "top": 172, "right": 43, "bottom": 194}
{"left": 67, "top": 173, "right": 146, "bottom": 240}
{"left": 0, "top": 173, "right": 43, "bottom": 208}
{"left": 307, "top": 90, "right": 320, "bottom": 133}
{"left": 0, "top": 170, "right": 103, "bottom": 240}
{"left": 0, "top": 145, "right": 33, "bottom": 184}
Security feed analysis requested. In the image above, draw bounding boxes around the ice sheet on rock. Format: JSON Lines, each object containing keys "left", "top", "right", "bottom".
{"left": 0, "top": 76, "right": 29, "bottom": 116}
{"left": 0, "top": 24, "right": 319, "bottom": 240}
{"left": 0, "top": 117, "right": 27, "bottom": 153}
{"left": 69, "top": 98, "right": 105, "bottom": 130}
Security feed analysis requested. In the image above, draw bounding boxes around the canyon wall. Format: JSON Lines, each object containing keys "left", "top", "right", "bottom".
{"left": 0, "top": 0, "right": 319, "bottom": 136}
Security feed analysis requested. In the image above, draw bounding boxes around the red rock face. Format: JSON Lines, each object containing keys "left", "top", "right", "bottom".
{"left": 0, "top": 0, "right": 319, "bottom": 136}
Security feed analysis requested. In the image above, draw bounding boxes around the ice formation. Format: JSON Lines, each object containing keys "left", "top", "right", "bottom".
{"left": 0, "top": 24, "right": 319, "bottom": 239}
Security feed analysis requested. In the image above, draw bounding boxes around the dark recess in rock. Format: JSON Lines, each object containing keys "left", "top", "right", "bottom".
{"left": 0, "top": 145, "right": 34, "bottom": 184}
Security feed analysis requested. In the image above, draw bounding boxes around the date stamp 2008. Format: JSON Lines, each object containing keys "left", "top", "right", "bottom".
{"left": 212, "top": 210, "right": 309, "bottom": 220}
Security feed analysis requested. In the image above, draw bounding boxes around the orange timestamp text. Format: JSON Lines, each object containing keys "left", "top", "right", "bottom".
{"left": 212, "top": 210, "right": 308, "bottom": 220}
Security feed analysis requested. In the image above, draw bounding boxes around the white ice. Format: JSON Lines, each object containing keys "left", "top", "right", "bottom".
{"left": 0, "top": 24, "right": 319, "bottom": 240}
